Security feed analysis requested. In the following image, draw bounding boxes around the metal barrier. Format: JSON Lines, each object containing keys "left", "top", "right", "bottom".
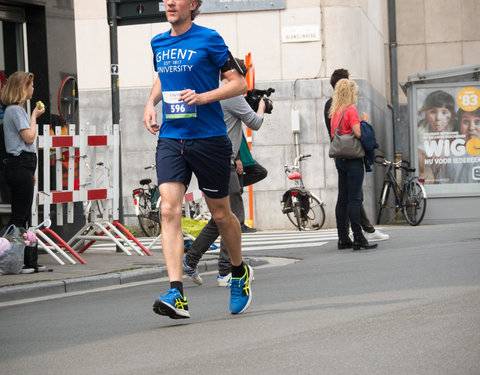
{"left": 34, "top": 124, "right": 149, "bottom": 264}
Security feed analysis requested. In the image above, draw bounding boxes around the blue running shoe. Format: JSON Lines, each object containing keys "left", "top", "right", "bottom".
{"left": 229, "top": 265, "right": 253, "bottom": 314}
{"left": 183, "top": 257, "right": 203, "bottom": 285}
{"left": 153, "top": 288, "right": 190, "bottom": 319}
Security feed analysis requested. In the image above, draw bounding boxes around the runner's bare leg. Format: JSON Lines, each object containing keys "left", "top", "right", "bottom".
{"left": 204, "top": 195, "right": 242, "bottom": 266}
{"left": 159, "top": 182, "right": 186, "bottom": 282}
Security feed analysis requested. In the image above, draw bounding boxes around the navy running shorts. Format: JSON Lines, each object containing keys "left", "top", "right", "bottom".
{"left": 155, "top": 136, "right": 232, "bottom": 199}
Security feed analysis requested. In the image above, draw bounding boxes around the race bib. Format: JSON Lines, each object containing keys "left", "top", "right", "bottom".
{"left": 163, "top": 91, "right": 197, "bottom": 119}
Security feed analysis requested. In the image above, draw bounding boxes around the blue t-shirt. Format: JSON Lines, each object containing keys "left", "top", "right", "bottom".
{"left": 151, "top": 23, "right": 229, "bottom": 139}
{"left": 3, "top": 105, "right": 35, "bottom": 156}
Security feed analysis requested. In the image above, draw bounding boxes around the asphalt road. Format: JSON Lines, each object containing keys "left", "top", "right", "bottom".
{"left": 1, "top": 222, "right": 479, "bottom": 374}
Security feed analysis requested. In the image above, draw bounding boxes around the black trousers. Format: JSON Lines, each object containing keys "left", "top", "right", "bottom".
{"left": 360, "top": 193, "right": 375, "bottom": 233}
{"left": 238, "top": 161, "right": 267, "bottom": 192}
{"left": 4, "top": 152, "right": 37, "bottom": 229}
{"left": 335, "top": 158, "right": 364, "bottom": 239}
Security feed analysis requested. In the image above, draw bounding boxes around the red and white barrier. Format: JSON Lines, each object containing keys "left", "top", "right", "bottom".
{"left": 34, "top": 124, "right": 149, "bottom": 264}
{"left": 182, "top": 189, "right": 210, "bottom": 220}
{"left": 34, "top": 124, "right": 119, "bottom": 225}
{"left": 30, "top": 219, "right": 79, "bottom": 265}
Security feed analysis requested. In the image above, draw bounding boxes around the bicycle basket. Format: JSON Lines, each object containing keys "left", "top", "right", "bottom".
{"left": 281, "top": 191, "right": 293, "bottom": 213}
{"left": 281, "top": 189, "right": 310, "bottom": 217}
{"left": 150, "top": 187, "right": 160, "bottom": 209}
{"left": 299, "top": 194, "right": 310, "bottom": 219}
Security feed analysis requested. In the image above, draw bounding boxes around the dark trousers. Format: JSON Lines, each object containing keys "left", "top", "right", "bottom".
{"left": 185, "top": 166, "right": 244, "bottom": 276}
{"left": 4, "top": 153, "right": 40, "bottom": 269}
{"left": 237, "top": 161, "right": 267, "bottom": 226}
{"left": 341, "top": 192, "right": 375, "bottom": 233}
{"left": 238, "top": 162, "right": 267, "bottom": 189}
{"left": 335, "top": 158, "right": 364, "bottom": 240}
{"left": 4, "top": 153, "right": 36, "bottom": 229}
{"left": 360, "top": 197, "right": 375, "bottom": 233}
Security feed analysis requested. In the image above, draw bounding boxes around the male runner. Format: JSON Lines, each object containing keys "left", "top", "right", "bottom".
{"left": 143, "top": 0, "right": 252, "bottom": 319}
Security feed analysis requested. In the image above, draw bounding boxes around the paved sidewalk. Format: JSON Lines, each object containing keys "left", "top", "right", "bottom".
{"left": 0, "top": 245, "right": 263, "bottom": 303}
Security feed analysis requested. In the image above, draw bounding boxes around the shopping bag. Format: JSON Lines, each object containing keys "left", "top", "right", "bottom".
{"left": 181, "top": 217, "right": 207, "bottom": 239}
{"left": 0, "top": 225, "right": 25, "bottom": 275}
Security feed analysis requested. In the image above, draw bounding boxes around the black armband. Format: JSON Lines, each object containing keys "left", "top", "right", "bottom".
{"left": 220, "top": 51, "right": 246, "bottom": 76}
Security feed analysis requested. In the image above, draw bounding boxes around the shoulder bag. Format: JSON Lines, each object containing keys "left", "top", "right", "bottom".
{"left": 328, "top": 107, "right": 365, "bottom": 159}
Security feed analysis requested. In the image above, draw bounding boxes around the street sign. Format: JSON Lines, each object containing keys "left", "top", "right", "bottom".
{"left": 108, "top": 0, "right": 167, "bottom": 26}
{"left": 201, "top": 0, "right": 285, "bottom": 13}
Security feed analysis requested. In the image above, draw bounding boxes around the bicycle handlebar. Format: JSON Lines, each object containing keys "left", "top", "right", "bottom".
{"left": 295, "top": 154, "right": 311, "bottom": 163}
{"left": 285, "top": 154, "right": 312, "bottom": 172}
{"left": 375, "top": 155, "right": 416, "bottom": 173}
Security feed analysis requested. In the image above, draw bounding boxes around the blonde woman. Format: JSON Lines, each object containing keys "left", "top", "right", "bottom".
{"left": 329, "top": 79, "right": 377, "bottom": 250}
{"left": 1, "top": 71, "right": 45, "bottom": 272}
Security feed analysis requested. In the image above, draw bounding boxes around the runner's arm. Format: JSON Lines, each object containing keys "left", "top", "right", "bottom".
{"left": 143, "top": 76, "right": 162, "bottom": 134}
{"left": 179, "top": 69, "right": 247, "bottom": 106}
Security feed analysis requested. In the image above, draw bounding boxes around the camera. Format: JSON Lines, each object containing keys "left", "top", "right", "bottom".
{"left": 245, "top": 88, "right": 275, "bottom": 114}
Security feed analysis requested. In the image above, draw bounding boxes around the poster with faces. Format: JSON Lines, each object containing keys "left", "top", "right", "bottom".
{"left": 415, "top": 84, "right": 480, "bottom": 186}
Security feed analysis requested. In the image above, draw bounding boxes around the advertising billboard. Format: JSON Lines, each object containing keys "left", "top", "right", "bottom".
{"left": 413, "top": 83, "right": 480, "bottom": 196}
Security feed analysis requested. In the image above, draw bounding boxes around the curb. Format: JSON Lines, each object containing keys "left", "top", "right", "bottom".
{"left": 0, "top": 257, "right": 268, "bottom": 303}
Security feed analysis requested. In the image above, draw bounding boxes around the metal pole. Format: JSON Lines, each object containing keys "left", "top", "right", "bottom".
{"left": 388, "top": 0, "right": 399, "bottom": 155}
{"left": 294, "top": 132, "right": 300, "bottom": 159}
{"left": 108, "top": 1, "right": 120, "bottom": 126}
{"left": 107, "top": 0, "right": 124, "bottom": 224}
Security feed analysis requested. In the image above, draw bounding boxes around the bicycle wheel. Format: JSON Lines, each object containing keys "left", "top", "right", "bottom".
{"left": 137, "top": 193, "right": 161, "bottom": 237}
{"left": 302, "top": 194, "right": 325, "bottom": 230}
{"left": 402, "top": 180, "right": 427, "bottom": 226}
{"left": 377, "top": 181, "right": 398, "bottom": 225}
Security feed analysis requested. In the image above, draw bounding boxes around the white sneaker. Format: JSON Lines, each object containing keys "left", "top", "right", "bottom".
{"left": 21, "top": 266, "right": 35, "bottom": 274}
{"left": 182, "top": 257, "right": 203, "bottom": 285}
{"left": 364, "top": 229, "right": 390, "bottom": 242}
{"left": 217, "top": 273, "right": 231, "bottom": 287}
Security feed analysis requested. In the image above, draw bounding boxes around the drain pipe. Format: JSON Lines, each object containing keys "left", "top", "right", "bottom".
{"left": 388, "top": 0, "right": 399, "bottom": 154}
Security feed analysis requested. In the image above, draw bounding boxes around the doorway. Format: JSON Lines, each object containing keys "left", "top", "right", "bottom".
{"left": 0, "top": 4, "right": 27, "bottom": 216}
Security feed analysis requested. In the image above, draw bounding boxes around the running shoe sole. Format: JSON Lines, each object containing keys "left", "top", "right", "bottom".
{"left": 153, "top": 299, "right": 190, "bottom": 319}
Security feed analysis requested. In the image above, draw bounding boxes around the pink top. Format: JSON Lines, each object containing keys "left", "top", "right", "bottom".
{"left": 330, "top": 105, "right": 360, "bottom": 138}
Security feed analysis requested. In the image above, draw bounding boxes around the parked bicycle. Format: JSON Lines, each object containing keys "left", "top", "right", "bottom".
{"left": 132, "top": 164, "right": 161, "bottom": 237}
{"left": 281, "top": 154, "right": 326, "bottom": 231}
{"left": 376, "top": 155, "right": 427, "bottom": 226}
